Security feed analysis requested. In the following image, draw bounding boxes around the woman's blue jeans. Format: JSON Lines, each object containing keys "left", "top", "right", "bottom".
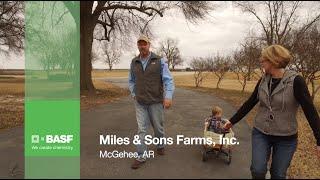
{"left": 251, "top": 128, "right": 297, "bottom": 179}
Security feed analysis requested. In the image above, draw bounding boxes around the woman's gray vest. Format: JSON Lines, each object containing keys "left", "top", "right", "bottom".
{"left": 254, "top": 70, "right": 299, "bottom": 136}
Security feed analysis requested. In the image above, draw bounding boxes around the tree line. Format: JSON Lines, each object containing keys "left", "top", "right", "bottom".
{"left": 0, "top": 1, "right": 319, "bottom": 100}
{"left": 189, "top": 1, "right": 320, "bottom": 101}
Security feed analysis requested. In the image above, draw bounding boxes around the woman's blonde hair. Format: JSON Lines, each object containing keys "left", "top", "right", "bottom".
{"left": 212, "top": 106, "right": 222, "bottom": 116}
{"left": 261, "top": 44, "right": 292, "bottom": 68}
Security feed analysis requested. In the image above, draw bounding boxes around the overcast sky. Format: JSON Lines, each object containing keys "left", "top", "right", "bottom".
{"left": 1, "top": 1, "right": 317, "bottom": 69}
{"left": 93, "top": 1, "right": 255, "bottom": 69}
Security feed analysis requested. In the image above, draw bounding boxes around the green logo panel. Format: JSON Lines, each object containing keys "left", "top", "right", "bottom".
{"left": 25, "top": 1, "right": 80, "bottom": 178}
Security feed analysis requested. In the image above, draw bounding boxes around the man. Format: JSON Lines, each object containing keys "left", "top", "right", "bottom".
{"left": 128, "top": 35, "right": 175, "bottom": 169}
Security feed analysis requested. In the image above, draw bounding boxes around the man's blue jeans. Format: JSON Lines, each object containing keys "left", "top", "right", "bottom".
{"left": 134, "top": 100, "right": 165, "bottom": 162}
{"left": 251, "top": 128, "right": 297, "bottom": 179}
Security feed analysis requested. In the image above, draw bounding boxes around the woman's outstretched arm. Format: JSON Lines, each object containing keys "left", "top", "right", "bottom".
{"left": 293, "top": 75, "right": 320, "bottom": 146}
{"left": 229, "top": 78, "right": 261, "bottom": 125}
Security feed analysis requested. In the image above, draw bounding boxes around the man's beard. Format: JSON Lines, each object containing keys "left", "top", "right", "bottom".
{"left": 139, "top": 50, "right": 149, "bottom": 56}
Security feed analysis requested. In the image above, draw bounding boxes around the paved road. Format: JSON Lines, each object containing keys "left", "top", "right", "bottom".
{"left": 80, "top": 78, "right": 252, "bottom": 178}
{"left": 0, "top": 127, "right": 24, "bottom": 179}
{"left": 0, "top": 77, "right": 252, "bottom": 179}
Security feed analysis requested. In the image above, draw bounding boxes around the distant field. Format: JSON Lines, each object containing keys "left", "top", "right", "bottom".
{"left": 0, "top": 75, "right": 24, "bottom": 130}
{"left": 0, "top": 76, "right": 24, "bottom": 95}
{"left": 173, "top": 72, "right": 320, "bottom": 108}
{"left": 97, "top": 69, "right": 319, "bottom": 106}
{"left": 92, "top": 69, "right": 129, "bottom": 78}
{"left": 0, "top": 72, "right": 129, "bottom": 129}
{"left": 0, "top": 69, "right": 24, "bottom": 75}
{"left": 92, "top": 69, "right": 195, "bottom": 79}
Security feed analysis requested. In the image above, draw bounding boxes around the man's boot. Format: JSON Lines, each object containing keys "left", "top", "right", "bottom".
{"left": 131, "top": 159, "right": 145, "bottom": 169}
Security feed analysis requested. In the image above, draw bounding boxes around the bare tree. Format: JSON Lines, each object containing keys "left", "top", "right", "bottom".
{"left": 235, "top": 1, "right": 320, "bottom": 48}
{"left": 0, "top": 1, "right": 24, "bottom": 56}
{"left": 26, "top": 2, "right": 79, "bottom": 84}
{"left": 289, "top": 25, "right": 320, "bottom": 101}
{"left": 101, "top": 40, "right": 121, "bottom": 71}
{"left": 232, "top": 50, "right": 248, "bottom": 93}
{"left": 71, "top": 1, "right": 213, "bottom": 94}
{"left": 232, "top": 39, "right": 261, "bottom": 92}
{"left": 211, "top": 54, "right": 231, "bottom": 89}
{"left": 172, "top": 51, "right": 184, "bottom": 70}
{"left": 158, "top": 37, "right": 183, "bottom": 70}
{"left": 205, "top": 56, "right": 215, "bottom": 72}
{"left": 242, "top": 38, "right": 261, "bottom": 81}
{"left": 91, "top": 48, "right": 100, "bottom": 64}
{"left": 37, "top": 29, "right": 78, "bottom": 81}
{"left": 190, "top": 57, "right": 209, "bottom": 88}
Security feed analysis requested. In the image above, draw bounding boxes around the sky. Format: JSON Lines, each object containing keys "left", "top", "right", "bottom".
{"left": 93, "top": 1, "right": 255, "bottom": 69}
{"left": 1, "top": 1, "right": 317, "bottom": 70}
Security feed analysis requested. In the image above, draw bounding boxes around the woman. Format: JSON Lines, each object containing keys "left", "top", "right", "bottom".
{"left": 223, "top": 44, "right": 320, "bottom": 179}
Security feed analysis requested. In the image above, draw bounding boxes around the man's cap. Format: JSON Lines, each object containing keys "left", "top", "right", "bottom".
{"left": 137, "top": 35, "right": 150, "bottom": 43}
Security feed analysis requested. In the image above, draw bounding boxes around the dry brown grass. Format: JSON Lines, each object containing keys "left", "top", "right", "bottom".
{"left": 174, "top": 72, "right": 259, "bottom": 94}
{"left": 0, "top": 75, "right": 129, "bottom": 129}
{"left": 92, "top": 69, "right": 129, "bottom": 78}
{"left": 0, "top": 76, "right": 24, "bottom": 129}
{"left": 80, "top": 79, "right": 129, "bottom": 110}
{"left": 174, "top": 72, "right": 320, "bottom": 179}
{"left": 173, "top": 72, "right": 320, "bottom": 108}
{"left": 0, "top": 76, "right": 24, "bottom": 95}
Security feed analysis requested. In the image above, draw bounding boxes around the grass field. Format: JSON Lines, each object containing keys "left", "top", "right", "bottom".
{"left": 80, "top": 79, "right": 129, "bottom": 110}
{"left": 0, "top": 76, "right": 24, "bottom": 130}
{"left": 91, "top": 69, "right": 196, "bottom": 78}
{"left": 92, "top": 69, "right": 129, "bottom": 78}
{"left": 0, "top": 71, "right": 129, "bottom": 129}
